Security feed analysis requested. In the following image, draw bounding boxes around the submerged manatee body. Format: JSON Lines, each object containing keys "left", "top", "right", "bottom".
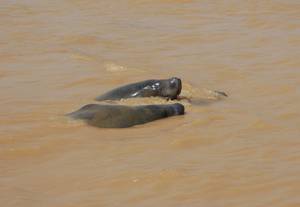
{"left": 67, "top": 103, "right": 184, "bottom": 128}
{"left": 95, "top": 77, "right": 182, "bottom": 101}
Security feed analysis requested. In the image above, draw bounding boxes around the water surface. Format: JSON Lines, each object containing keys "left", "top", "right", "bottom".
{"left": 1, "top": 0, "right": 300, "bottom": 206}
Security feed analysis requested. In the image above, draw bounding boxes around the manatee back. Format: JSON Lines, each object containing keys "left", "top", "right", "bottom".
{"left": 66, "top": 103, "right": 184, "bottom": 128}
{"left": 66, "top": 104, "right": 108, "bottom": 120}
{"left": 95, "top": 80, "right": 157, "bottom": 101}
{"left": 88, "top": 105, "right": 170, "bottom": 128}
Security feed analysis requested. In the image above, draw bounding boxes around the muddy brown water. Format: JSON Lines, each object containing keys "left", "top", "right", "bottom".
{"left": 1, "top": 1, "right": 300, "bottom": 206}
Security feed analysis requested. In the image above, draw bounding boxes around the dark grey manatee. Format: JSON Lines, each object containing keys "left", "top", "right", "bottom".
{"left": 95, "top": 77, "right": 182, "bottom": 101}
{"left": 67, "top": 103, "right": 184, "bottom": 128}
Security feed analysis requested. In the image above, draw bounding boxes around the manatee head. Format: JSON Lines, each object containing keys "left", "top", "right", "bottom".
{"left": 159, "top": 77, "right": 182, "bottom": 100}
{"left": 160, "top": 103, "right": 185, "bottom": 117}
{"left": 171, "top": 103, "right": 185, "bottom": 115}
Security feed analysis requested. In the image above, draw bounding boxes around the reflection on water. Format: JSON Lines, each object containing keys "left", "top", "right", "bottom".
{"left": 1, "top": 0, "right": 300, "bottom": 206}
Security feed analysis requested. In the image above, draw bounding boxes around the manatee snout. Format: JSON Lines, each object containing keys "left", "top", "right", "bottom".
{"left": 171, "top": 103, "right": 185, "bottom": 115}
{"left": 161, "top": 77, "right": 182, "bottom": 100}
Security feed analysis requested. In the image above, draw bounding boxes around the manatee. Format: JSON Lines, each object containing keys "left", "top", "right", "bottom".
{"left": 95, "top": 77, "right": 182, "bottom": 101}
{"left": 67, "top": 103, "right": 184, "bottom": 128}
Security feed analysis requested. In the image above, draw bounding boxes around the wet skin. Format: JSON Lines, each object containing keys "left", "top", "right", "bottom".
{"left": 67, "top": 103, "right": 185, "bottom": 128}
{"left": 95, "top": 77, "right": 182, "bottom": 101}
